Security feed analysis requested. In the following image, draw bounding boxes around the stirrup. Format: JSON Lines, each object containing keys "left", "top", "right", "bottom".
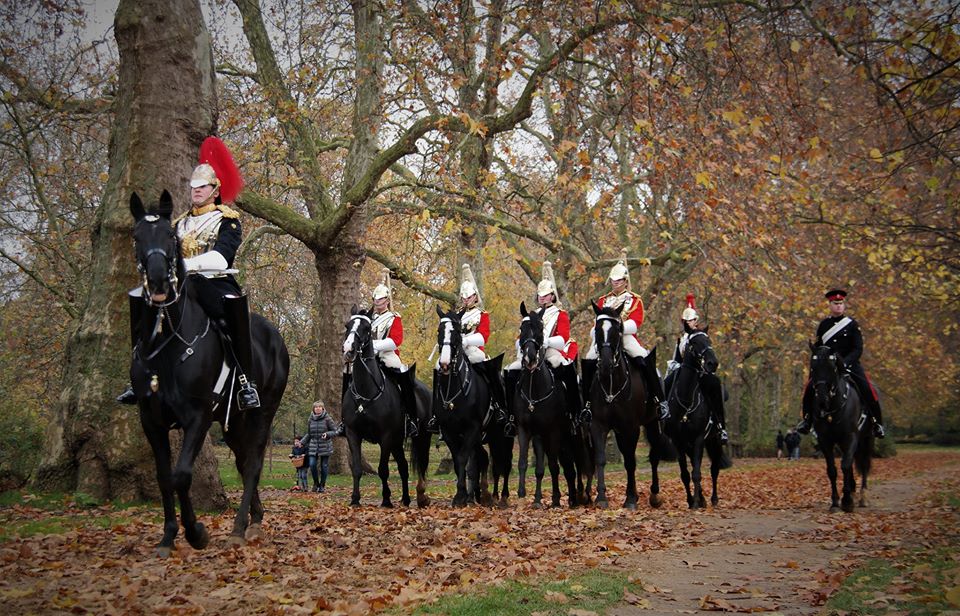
{"left": 426, "top": 415, "right": 440, "bottom": 434}
{"left": 718, "top": 427, "right": 729, "bottom": 444}
{"left": 405, "top": 418, "right": 419, "bottom": 438}
{"left": 796, "top": 417, "right": 812, "bottom": 435}
{"left": 503, "top": 417, "right": 517, "bottom": 438}
{"left": 334, "top": 422, "right": 346, "bottom": 437}
{"left": 117, "top": 383, "right": 137, "bottom": 405}
{"left": 578, "top": 403, "right": 592, "bottom": 425}
{"left": 658, "top": 399, "right": 670, "bottom": 421}
{"left": 872, "top": 422, "right": 885, "bottom": 439}
{"left": 237, "top": 374, "right": 261, "bottom": 411}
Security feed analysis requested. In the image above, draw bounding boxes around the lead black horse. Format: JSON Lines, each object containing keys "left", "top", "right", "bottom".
{"left": 341, "top": 307, "right": 432, "bottom": 507}
{"left": 663, "top": 329, "right": 730, "bottom": 509}
{"left": 589, "top": 301, "right": 669, "bottom": 509}
{"left": 129, "top": 191, "right": 289, "bottom": 557}
{"left": 809, "top": 344, "right": 873, "bottom": 512}
{"left": 514, "top": 303, "right": 593, "bottom": 507}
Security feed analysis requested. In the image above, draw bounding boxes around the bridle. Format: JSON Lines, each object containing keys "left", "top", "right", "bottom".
{"left": 435, "top": 316, "right": 473, "bottom": 409}
{"left": 595, "top": 314, "right": 631, "bottom": 403}
{"left": 811, "top": 348, "right": 848, "bottom": 418}
{"left": 518, "top": 315, "right": 555, "bottom": 411}
{"left": 671, "top": 331, "right": 713, "bottom": 419}
{"left": 136, "top": 216, "right": 183, "bottom": 308}
{"left": 343, "top": 314, "right": 385, "bottom": 405}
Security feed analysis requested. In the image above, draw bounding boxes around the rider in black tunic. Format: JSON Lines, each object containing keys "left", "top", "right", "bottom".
{"left": 797, "top": 289, "right": 885, "bottom": 438}
{"left": 117, "top": 137, "right": 260, "bottom": 411}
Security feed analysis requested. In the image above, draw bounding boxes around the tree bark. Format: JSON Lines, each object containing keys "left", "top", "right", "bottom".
{"left": 35, "top": 0, "right": 226, "bottom": 509}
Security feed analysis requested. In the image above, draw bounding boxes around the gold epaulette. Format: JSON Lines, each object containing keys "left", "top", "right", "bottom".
{"left": 217, "top": 204, "right": 241, "bottom": 219}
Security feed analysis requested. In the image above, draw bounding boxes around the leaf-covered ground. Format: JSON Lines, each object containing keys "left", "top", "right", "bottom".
{"left": 1, "top": 449, "right": 958, "bottom": 614}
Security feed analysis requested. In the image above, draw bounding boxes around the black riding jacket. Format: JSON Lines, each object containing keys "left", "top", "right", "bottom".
{"left": 815, "top": 316, "right": 863, "bottom": 368}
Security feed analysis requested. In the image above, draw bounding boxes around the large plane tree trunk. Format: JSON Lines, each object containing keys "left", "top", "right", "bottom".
{"left": 34, "top": 0, "right": 226, "bottom": 509}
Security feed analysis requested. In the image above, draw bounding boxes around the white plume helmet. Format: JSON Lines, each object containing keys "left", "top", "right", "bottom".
{"left": 372, "top": 268, "right": 392, "bottom": 305}
{"left": 536, "top": 260, "right": 560, "bottom": 305}
{"left": 607, "top": 248, "right": 630, "bottom": 287}
{"left": 459, "top": 262, "right": 481, "bottom": 304}
{"left": 681, "top": 293, "right": 699, "bottom": 321}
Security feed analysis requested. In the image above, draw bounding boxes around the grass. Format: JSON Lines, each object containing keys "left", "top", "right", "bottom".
{"left": 409, "top": 568, "right": 639, "bottom": 615}
{"left": 824, "top": 547, "right": 960, "bottom": 615}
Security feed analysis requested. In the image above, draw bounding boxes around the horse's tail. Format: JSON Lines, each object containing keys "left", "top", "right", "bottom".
{"left": 645, "top": 421, "right": 677, "bottom": 462}
{"left": 855, "top": 421, "right": 873, "bottom": 479}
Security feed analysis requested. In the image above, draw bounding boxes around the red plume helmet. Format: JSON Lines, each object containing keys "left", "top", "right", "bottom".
{"left": 198, "top": 137, "right": 243, "bottom": 203}
{"left": 681, "top": 293, "right": 698, "bottom": 320}
{"left": 685, "top": 293, "right": 696, "bottom": 309}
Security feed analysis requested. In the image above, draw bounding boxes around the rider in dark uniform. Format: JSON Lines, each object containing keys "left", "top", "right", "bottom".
{"left": 117, "top": 137, "right": 260, "bottom": 411}
{"left": 797, "top": 289, "right": 885, "bottom": 438}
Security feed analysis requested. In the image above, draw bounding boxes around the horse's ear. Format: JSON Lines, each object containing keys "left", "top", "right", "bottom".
{"left": 350, "top": 303, "right": 359, "bottom": 315}
{"left": 157, "top": 189, "right": 174, "bottom": 218}
{"left": 436, "top": 304, "right": 445, "bottom": 318}
{"left": 130, "top": 192, "right": 145, "bottom": 221}
{"left": 591, "top": 300, "right": 601, "bottom": 315}
{"left": 808, "top": 340, "right": 815, "bottom": 352}
{"left": 456, "top": 307, "right": 466, "bottom": 320}
{"left": 520, "top": 301, "right": 528, "bottom": 317}
{"left": 702, "top": 324, "right": 709, "bottom": 334}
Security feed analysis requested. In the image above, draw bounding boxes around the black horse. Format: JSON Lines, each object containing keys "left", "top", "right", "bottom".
{"left": 664, "top": 329, "right": 731, "bottom": 509}
{"left": 514, "top": 303, "right": 593, "bottom": 507}
{"left": 433, "top": 306, "right": 513, "bottom": 507}
{"left": 589, "top": 301, "right": 668, "bottom": 509}
{"left": 341, "top": 307, "right": 432, "bottom": 507}
{"left": 128, "top": 191, "right": 289, "bottom": 557}
{"left": 809, "top": 344, "right": 873, "bottom": 512}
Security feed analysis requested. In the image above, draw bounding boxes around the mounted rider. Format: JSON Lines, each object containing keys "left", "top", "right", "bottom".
{"left": 117, "top": 136, "right": 260, "bottom": 411}
{"left": 581, "top": 251, "right": 666, "bottom": 423}
{"left": 427, "top": 263, "right": 507, "bottom": 433}
{"left": 797, "top": 289, "right": 885, "bottom": 438}
{"left": 362, "top": 269, "right": 420, "bottom": 438}
{"left": 663, "top": 294, "right": 729, "bottom": 443}
{"left": 503, "top": 261, "right": 581, "bottom": 428}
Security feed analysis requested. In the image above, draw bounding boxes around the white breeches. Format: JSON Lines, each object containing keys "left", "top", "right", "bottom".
{"left": 435, "top": 345, "right": 486, "bottom": 370}
{"left": 505, "top": 346, "right": 569, "bottom": 371}
{"left": 585, "top": 335, "right": 648, "bottom": 360}
{"left": 378, "top": 351, "right": 405, "bottom": 371}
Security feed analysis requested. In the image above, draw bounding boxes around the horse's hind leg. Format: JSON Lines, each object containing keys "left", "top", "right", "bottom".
{"left": 393, "top": 442, "right": 411, "bottom": 507}
{"left": 348, "top": 432, "right": 364, "bottom": 507}
{"left": 824, "top": 448, "right": 841, "bottom": 512}
{"left": 615, "top": 430, "right": 640, "bottom": 510}
{"left": 592, "top": 425, "right": 610, "bottom": 508}
{"left": 840, "top": 441, "right": 856, "bottom": 513}
{"left": 709, "top": 445, "right": 721, "bottom": 507}
{"left": 378, "top": 445, "right": 393, "bottom": 508}
{"left": 517, "top": 428, "right": 530, "bottom": 499}
{"left": 532, "top": 436, "right": 546, "bottom": 507}
{"left": 143, "top": 425, "right": 179, "bottom": 557}
{"left": 690, "top": 443, "right": 705, "bottom": 509}
{"left": 678, "top": 453, "right": 694, "bottom": 508}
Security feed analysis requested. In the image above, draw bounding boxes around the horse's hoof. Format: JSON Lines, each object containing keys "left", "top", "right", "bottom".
{"left": 596, "top": 499, "right": 609, "bottom": 509}
{"left": 623, "top": 501, "right": 638, "bottom": 511}
{"left": 381, "top": 501, "right": 393, "bottom": 508}
{"left": 417, "top": 495, "right": 431, "bottom": 508}
{"left": 156, "top": 545, "right": 173, "bottom": 558}
{"left": 350, "top": 500, "right": 361, "bottom": 508}
{"left": 829, "top": 505, "right": 841, "bottom": 513}
{"left": 225, "top": 535, "right": 246, "bottom": 548}
{"left": 532, "top": 501, "right": 543, "bottom": 509}
{"left": 711, "top": 497, "right": 719, "bottom": 507}
{"left": 245, "top": 523, "right": 262, "bottom": 542}
{"left": 649, "top": 493, "right": 663, "bottom": 508}
{"left": 402, "top": 497, "right": 411, "bottom": 507}
{"left": 517, "top": 488, "right": 526, "bottom": 498}
{"left": 841, "top": 502, "right": 854, "bottom": 513}
{"left": 187, "top": 523, "right": 210, "bottom": 550}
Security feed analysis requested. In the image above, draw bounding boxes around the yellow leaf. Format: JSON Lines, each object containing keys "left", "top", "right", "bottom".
{"left": 925, "top": 177, "right": 940, "bottom": 191}
{"left": 790, "top": 40, "right": 801, "bottom": 53}
{"left": 869, "top": 148, "right": 883, "bottom": 160}
{"left": 721, "top": 106, "right": 744, "bottom": 125}
{"left": 695, "top": 171, "right": 713, "bottom": 188}
{"left": 770, "top": 154, "right": 781, "bottom": 164}
{"left": 704, "top": 40, "right": 717, "bottom": 51}
{"left": 809, "top": 136, "right": 820, "bottom": 149}
{"left": 544, "top": 590, "right": 569, "bottom": 603}
{"left": 844, "top": 6, "right": 857, "bottom": 19}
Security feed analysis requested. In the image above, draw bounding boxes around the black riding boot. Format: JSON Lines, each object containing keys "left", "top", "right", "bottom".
{"left": 117, "top": 292, "right": 145, "bottom": 405}
{"left": 399, "top": 368, "right": 419, "bottom": 438}
{"left": 502, "top": 369, "right": 519, "bottom": 437}
{"left": 223, "top": 294, "right": 261, "bottom": 411}
{"left": 632, "top": 352, "right": 667, "bottom": 420}
{"left": 867, "top": 395, "right": 886, "bottom": 439}
{"left": 557, "top": 363, "right": 582, "bottom": 432}
{"left": 579, "top": 358, "right": 596, "bottom": 425}
{"left": 703, "top": 374, "right": 729, "bottom": 444}
{"left": 485, "top": 361, "right": 509, "bottom": 420}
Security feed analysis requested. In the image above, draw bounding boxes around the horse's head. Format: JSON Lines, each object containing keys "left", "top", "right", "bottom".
{"left": 435, "top": 304, "right": 465, "bottom": 374}
{"left": 592, "top": 300, "right": 624, "bottom": 370}
{"left": 683, "top": 329, "right": 719, "bottom": 375}
{"left": 130, "top": 191, "right": 182, "bottom": 306}
{"left": 342, "top": 304, "right": 374, "bottom": 362}
{"left": 809, "top": 343, "right": 843, "bottom": 414}
{"left": 518, "top": 301, "right": 545, "bottom": 371}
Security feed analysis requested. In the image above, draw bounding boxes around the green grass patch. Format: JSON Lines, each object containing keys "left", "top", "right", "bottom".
{"left": 825, "top": 547, "right": 960, "bottom": 615}
{"left": 411, "top": 568, "right": 637, "bottom": 615}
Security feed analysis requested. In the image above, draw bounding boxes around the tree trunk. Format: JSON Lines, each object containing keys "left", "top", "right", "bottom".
{"left": 34, "top": 0, "right": 226, "bottom": 509}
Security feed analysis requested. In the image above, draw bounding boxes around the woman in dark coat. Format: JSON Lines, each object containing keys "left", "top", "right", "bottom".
{"left": 300, "top": 400, "right": 338, "bottom": 492}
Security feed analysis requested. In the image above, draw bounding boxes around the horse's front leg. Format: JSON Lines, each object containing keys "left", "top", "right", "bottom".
{"left": 709, "top": 444, "right": 721, "bottom": 507}
{"left": 823, "top": 445, "right": 841, "bottom": 512}
{"left": 449, "top": 434, "right": 471, "bottom": 507}
{"left": 171, "top": 417, "right": 211, "bottom": 550}
{"left": 647, "top": 423, "right": 664, "bottom": 508}
{"left": 532, "top": 435, "right": 546, "bottom": 507}
{"left": 558, "top": 446, "right": 577, "bottom": 508}
{"left": 517, "top": 427, "right": 530, "bottom": 498}
{"left": 615, "top": 429, "right": 640, "bottom": 510}
{"left": 141, "top": 419, "right": 179, "bottom": 557}
{"left": 677, "top": 450, "right": 694, "bottom": 508}
{"left": 592, "top": 424, "right": 610, "bottom": 508}
{"left": 840, "top": 437, "right": 857, "bottom": 513}
{"left": 378, "top": 444, "right": 393, "bottom": 508}
{"left": 690, "top": 438, "right": 705, "bottom": 509}
{"left": 393, "top": 440, "right": 411, "bottom": 507}
{"left": 347, "top": 431, "right": 364, "bottom": 506}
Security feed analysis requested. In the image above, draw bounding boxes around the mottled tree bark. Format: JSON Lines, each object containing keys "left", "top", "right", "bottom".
{"left": 35, "top": 0, "right": 226, "bottom": 509}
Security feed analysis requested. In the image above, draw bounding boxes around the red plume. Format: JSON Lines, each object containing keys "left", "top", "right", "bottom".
{"left": 198, "top": 137, "right": 244, "bottom": 203}
{"left": 685, "top": 293, "right": 696, "bottom": 309}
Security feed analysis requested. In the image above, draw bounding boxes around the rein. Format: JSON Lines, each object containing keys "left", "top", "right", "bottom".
{"left": 436, "top": 318, "right": 473, "bottom": 409}
{"left": 812, "top": 352, "right": 849, "bottom": 421}
{"left": 595, "top": 314, "right": 630, "bottom": 403}
{"left": 671, "top": 331, "right": 713, "bottom": 423}
{"left": 346, "top": 315, "right": 386, "bottom": 406}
